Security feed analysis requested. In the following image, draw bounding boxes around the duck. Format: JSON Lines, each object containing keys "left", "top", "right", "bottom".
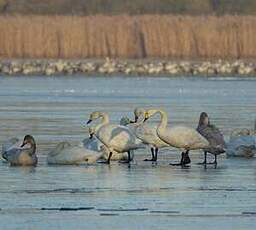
{"left": 143, "top": 108, "right": 209, "bottom": 166}
{"left": 196, "top": 112, "right": 226, "bottom": 165}
{"left": 120, "top": 108, "right": 169, "bottom": 162}
{"left": 86, "top": 111, "right": 144, "bottom": 164}
{"left": 226, "top": 127, "right": 256, "bottom": 158}
{"left": 2, "top": 135, "right": 38, "bottom": 166}
{"left": 47, "top": 141, "right": 105, "bottom": 165}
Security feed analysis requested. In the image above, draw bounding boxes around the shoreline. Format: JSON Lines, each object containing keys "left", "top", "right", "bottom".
{"left": 0, "top": 59, "right": 256, "bottom": 77}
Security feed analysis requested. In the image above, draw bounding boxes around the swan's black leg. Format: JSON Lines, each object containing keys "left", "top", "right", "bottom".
{"left": 170, "top": 150, "right": 191, "bottom": 167}
{"left": 197, "top": 151, "right": 207, "bottom": 165}
{"left": 182, "top": 150, "right": 191, "bottom": 165}
{"left": 170, "top": 152, "right": 184, "bottom": 166}
{"left": 154, "top": 148, "right": 159, "bottom": 162}
{"left": 144, "top": 147, "right": 155, "bottom": 161}
{"left": 107, "top": 152, "right": 113, "bottom": 164}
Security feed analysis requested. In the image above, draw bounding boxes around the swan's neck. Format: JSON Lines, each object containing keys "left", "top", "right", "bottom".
{"left": 157, "top": 110, "right": 168, "bottom": 134}
{"left": 101, "top": 113, "right": 110, "bottom": 126}
{"left": 28, "top": 143, "right": 36, "bottom": 156}
{"left": 94, "top": 113, "right": 110, "bottom": 133}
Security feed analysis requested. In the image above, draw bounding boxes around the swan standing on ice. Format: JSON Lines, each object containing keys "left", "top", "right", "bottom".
{"left": 143, "top": 109, "right": 209, "bottom": 166}
{"left": 88, "top": 125, "right": 135, "bottom": 162}
{"left": 2, "top": 135, "right": 38, "bottom": 166}
{"left": 196, "top": 112, "right": 226, "bottom": 165}
{"left": 86, "top": 111, "right": 143, "bottom": 164}
{"left": 226, "top": 122, "right": 256, "bottom": 157}
{"left": 124, "top": 107, "right": 169, "bottom": 162}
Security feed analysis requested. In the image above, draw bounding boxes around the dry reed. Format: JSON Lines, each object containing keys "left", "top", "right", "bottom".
{"left": 0, "top": 15, "right": 256, "bottom": 59}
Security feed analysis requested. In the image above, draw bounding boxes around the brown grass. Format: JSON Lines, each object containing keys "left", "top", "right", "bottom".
{"left": 0, "top": 15, "right": 256, "bottom": 59}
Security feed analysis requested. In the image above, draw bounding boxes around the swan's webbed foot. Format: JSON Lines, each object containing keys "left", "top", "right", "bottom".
{"left": 144, "top": 158, "right": 156, "bottom": 162}
{"left": 144, "top": 148, "right": 156, "bottom": 162}
{"left": 119, "top": 159, "right": 131, "bottom": 164}
{"left": 170, "top": 151, "right": 191, "bottom": 167}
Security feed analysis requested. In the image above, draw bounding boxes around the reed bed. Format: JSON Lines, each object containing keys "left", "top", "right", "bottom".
{"left": 0, "top": 15, "right": 256, "bottom": 59}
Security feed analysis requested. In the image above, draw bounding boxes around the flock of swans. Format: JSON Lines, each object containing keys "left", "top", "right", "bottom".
{"left": 1, "top": 108, "right": 256, "bottom": 167}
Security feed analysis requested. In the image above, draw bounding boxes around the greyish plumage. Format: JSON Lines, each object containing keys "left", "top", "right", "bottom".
{"left": 197, "top": 112, "right": 225, "bottom": 165}
{"left": 2, "top": 135, "right": 38, "bottom": 166}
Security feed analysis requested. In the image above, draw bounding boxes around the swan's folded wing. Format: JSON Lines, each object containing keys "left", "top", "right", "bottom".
{"left": 2, "top": 138, "right": 19, "bottom": 155}
{"left": 197, "top": 125, "right": 225, "bottom": 147}
{"left": 2, "top": 147, "right": 22, "bottom": 162}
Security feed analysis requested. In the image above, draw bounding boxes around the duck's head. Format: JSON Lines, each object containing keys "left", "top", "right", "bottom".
{"left": 21, "top": 135, "right": 36, "bottom": 148}
{"left": 198, "top": 112, "right": 209, "bottom": 126}
{"left": 134, "top": 107, "right": 145, "bottom": 122}
{"left": 87, "top": 111, "right": 102, "bottom": 124}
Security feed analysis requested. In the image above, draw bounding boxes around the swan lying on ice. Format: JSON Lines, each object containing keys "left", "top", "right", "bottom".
{"left": 226, "top": 128, "right": 256, "bottom": 158}
{"left": 47, "top": 141, "right": 105, "bottom": 165}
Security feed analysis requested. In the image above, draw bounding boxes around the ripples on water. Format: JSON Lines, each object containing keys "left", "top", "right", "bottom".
{"left": 0, "top": 76, "right": 256, "bottom": 230}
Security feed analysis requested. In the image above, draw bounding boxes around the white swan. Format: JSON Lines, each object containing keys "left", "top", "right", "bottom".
{"left": 47, "top": 141, "right": 105, "bottom": 165}
{"left": 120, "top": 108, "right": 169, "bottom": 162}
{"left": 87, "top": 125, "right": 134, "bottom": 162}
{"left": 87, "top": 111, "right": 144, "bottom": 164}
{"left": 2, "top": 135, "right": 38, "bottom": 166}
{"left": 226, "top": 128, "right": 256, "bottom": 158}
{"left": 143, "top": 108, "right": 209, "bottom": 166}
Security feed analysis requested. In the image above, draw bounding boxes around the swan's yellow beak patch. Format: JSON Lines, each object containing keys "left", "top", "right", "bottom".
{"left": 144, "top": 112, "right": 149, "bottom": 119}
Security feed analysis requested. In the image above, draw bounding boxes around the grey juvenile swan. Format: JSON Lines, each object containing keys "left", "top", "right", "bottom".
{"left": 196, "top": 112, "right": 225, "bottom": 165}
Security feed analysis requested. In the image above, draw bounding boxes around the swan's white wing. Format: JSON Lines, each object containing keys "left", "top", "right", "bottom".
{"left": 136, "top": 124, "right": 168, "bottom": 148}
{"left": 2, "top": 137, "right": 20, "bottom": 154}
{"left": 47, "top": 144, "right": 101, "bottom": 165}
{"left": 82, "top": 137, "right": 102, "bottom": 151}
{"left": 97, "top": 125, "right": 139, "bottom": 152}
{"left": 160, "top": 126, "right": 209, "bottom": 149}
{"left": 2, "top": 147, "right": 23, "bottom": 162}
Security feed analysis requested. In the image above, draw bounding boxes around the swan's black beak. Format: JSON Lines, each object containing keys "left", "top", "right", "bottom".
{"left": 89, "top": 133, "right": 94, "bottom": 139}
{"left": 143, "top": 117, "right": 149, "bottom": 123}
{"left": 129, "top": 119, "right": 135, "bottom": 124}
{"left": 87, "top": 119, "right": 92, "bottom": 124}
{"left": 20, "top": 141, "right": 26, "bottom": 147}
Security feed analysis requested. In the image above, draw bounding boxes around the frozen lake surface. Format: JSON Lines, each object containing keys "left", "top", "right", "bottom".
{"left": 0, "top": 75, "right": 256, "bottom": 229}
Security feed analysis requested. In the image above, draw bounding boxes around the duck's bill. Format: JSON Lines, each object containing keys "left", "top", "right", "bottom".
{"left": 87, "top": 119, "right": 92, "bottom": 124}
